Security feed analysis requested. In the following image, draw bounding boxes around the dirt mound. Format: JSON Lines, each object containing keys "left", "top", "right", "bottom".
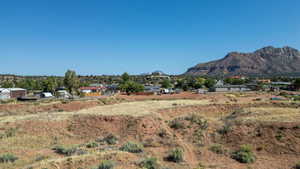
{"left": 68, "top": 115, "right": 165, "bottom": 142}
{"left": 217, "top": 121, "right": 300, "bottom": 155}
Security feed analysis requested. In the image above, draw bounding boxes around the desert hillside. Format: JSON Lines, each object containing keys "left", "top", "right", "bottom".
{"left": 185, "top": 46, "right": 300, "bottom": 76}
{"left": 0, "top": 93, "right": 300, "bottom": 169}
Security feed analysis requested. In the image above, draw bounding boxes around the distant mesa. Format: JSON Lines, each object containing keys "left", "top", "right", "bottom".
{"left": 185, "top": 46, "right": 300, "bottom": 77}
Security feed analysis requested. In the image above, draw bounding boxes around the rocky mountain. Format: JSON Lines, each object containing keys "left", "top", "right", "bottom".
{"left": 185, "top": 46, "right": 300, "bottom": 77}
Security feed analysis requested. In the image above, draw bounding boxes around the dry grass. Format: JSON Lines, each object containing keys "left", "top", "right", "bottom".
{"left": 0, "top": 99, "right": 211, "bottom": 123}
{"left": 237, "top": 107, "right": 300, "bottom": 122}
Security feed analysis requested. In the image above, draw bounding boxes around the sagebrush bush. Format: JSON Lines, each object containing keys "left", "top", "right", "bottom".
{"left": 53, "top": 146, "right": 86, "bottom": 156}
{"left": 169, "top": 119, "right": 185, "bottom": 129}
{"left": 185, "top": 114, "right": 208, "bottom": 129}
{"left": 120, "top": 141, "right": 143, "bottom": 153}
{"left": 0, "top": 153, "right": 18, "bottom": 163}
{"left": 139, "top": 157, "right": 159, "bottom": 169}
{"left": 166, "top": 148, "right": 184, "bottom": 163}
{"left": 86, "top": 142, "right": 99, "bottom": 148}
{"left": 218, "top": 124, "right": 231, "bottom": 135}
{"left": 97, "top": 160, "right": 114, "bottom": 169}
{"left": 104, "top": 134, "right": 118, "bottom": 145}
{"left": 209, "top": 144, "right": 226, "bottom": 154}
{"left": 231, "top": 145, "right": 256, "bottom": 163}
{"left": 0, "top": 128, "right": 17, "bottom": 139}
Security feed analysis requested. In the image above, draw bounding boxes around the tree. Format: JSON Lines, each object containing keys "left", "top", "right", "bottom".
{"left": 224, "top": 78, "right": 245, "bottom": 85}
{"left": 161, "top": 79, "right": 172, "bottom": 88}
{"left": 194, "top": 77, "right": 206, "bottom": 89}
{"left": 64, "top": 70, "right": 79, "bottom": 94}
{"left": 204, "top": 78, "right": 216, "bottom": 88}
{"left": 119, "top": 81, "right": 144, "bottom": 94}
{"left": 121, "top": 72, "right": 130, "bottom": 82}
{"left": 0, "top": 81, "right": 14, "bottom": 88}
{"left": 15, "top": 79, "right": 39, "bottom": 90}
{"left": 42, "top": 77, "right": 57, "bottom": 93}
{"left": 294, "top": 78, "right": 300, "bottom": 90}
{"left": 175, "top": 79, "right": 184, "bottom": 89}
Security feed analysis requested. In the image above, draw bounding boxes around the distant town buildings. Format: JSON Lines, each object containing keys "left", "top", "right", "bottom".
{"left": 0, "top": 88, "right": 26, "bottom": 99}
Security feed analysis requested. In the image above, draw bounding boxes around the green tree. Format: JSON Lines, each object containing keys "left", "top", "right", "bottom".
{"left": 1, "top": 81, "right": 14, "bottom": 88}
{"left": 64, "top": 70, "right": 79, "bottom": 94}
{"left": 204, "top": 78, "right": 216, "bottom": 88}
{"left": 294, "top": 78, "right": 300, "bottom": 90}
{"left": 121, "top": 72, "right": 130, "bottom": 82}
{"left": 42, "top": 77, "right": 57, "bottom": 93}
{"left": 160, "top": 79, "right": 172, "bottom": 88}
{"left": 119, "top": 81, "right": 144, "bottom": 94}
{"left": 194, "top": 77, "right": 206, "bottom": 89}
{"left": 224, "top": 78, "right": 245, "bottom": 85}
{"left": 15, "top": 79, "right": 37, "bottom": 90}
{"left": 175, "top": 79, "right": 184, "bottom": 89}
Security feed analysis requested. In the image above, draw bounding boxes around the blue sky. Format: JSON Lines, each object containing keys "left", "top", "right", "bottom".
{"left": 1, "top": 0, "right": 300, "bottom": 75}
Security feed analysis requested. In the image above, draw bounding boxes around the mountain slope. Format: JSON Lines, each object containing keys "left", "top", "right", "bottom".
{"left": 185, "top": 46, "right": 300, "bottom": 76}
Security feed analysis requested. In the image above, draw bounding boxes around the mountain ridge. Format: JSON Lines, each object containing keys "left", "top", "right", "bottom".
{"left": 185, "top": 46, "right": 300, "bottom": 77}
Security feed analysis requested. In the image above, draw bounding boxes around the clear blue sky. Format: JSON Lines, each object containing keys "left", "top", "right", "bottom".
{"left": 1, "top": 0, "right": 300, "bottom": 75}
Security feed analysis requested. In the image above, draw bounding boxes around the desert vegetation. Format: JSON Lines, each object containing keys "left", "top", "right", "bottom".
{"left": 0, "top": 92, "right": 299, "bottom": 169}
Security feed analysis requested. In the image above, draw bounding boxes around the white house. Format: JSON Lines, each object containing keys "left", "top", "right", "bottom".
{"left": 0, "top": 88, "right": 10, "bottom": 100}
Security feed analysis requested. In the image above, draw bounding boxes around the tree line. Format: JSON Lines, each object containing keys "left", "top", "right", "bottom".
{"left": 1, "top": 71, "right": 300, "bottom": 94}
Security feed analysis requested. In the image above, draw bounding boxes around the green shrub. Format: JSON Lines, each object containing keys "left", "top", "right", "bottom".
{"left": 158, "top": 129, "right": 167, "bottom": 138}
{"left": 185, "top": 114, "right": 208, "bottom": 129}
{"left": 35, "top": 155, "right": 49, "bottom": 161}
{"left": 120, "top": 141, "right": 143, "bottom": 153}
{"left": 53, "top": 146, "right": 86, "bottom": 156}
{"left": 0, "top": 128, "right": 17, "bottom": 139}
{"left": 194, "top": 163, "right": 206, "bottom": 169}
{"left": 104, "top": 134, "right": 118, "bottom": 145}
{"left": 97, "top": 160, "right": 114, "bottom": 169}
{"left": 86, "top": 142, "right": 99, "bottom": 148}
{"left": 169, "top": 119, "right": 185, "bottom": 129}
{"left": 295, "top": 161, "right": 300, "bottom": 169}
{"left": 0, "top": 153, "right": 18, "bottom": 163}
{"left": 139, "top": 157, "right": 159, "bottom": 169}
{"left": 218, "top": 124, "right": 231, "bottom": 135}
{"left": 209, "top": 144, "right": 226, "bottom": 154}
{"left": 231, "top": 145, "right": 255, "bottom": 163}
{"left": 166, "top": 148, "right": 184, "bottom": 163}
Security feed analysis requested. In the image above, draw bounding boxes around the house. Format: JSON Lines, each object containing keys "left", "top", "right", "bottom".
{"left": 80, "top": 86, "right": 106, "bottom": 97}
{"left": 0, "top": 88, "right": 27, "bottom": 99}
{"left": 9, "top": 88, "right": 27, "bottom": 98}
{"left": 270, "top": 82, "right": 292, "bottom": 86}
{"left": 104, "top": 84, "right": 119, "bottom": 96}
{"left": 229, "top": 75, "right": 246, "bottom": 80}
{"left": 89, "top": 83, "right": 104, "bottom": 87}
{"left": 269, "top": 82, "right": 292, "bottom": 91}
{"left": 210, "top": 85, "right": 251, "bottom": 92}
{"left": 0, "top": 88, "right": 10, "bottom": 100}
{"left": 144, "top": 85, "right": 161, "bottom": 94}
{"left": 256, "top": 79, "right": 271, "bottom": 84}
{"left": 196, "top": 88, "right": 208, "bottom": 94}
{"left": 56, "top": 89, "right": 72, "bottom": 99}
